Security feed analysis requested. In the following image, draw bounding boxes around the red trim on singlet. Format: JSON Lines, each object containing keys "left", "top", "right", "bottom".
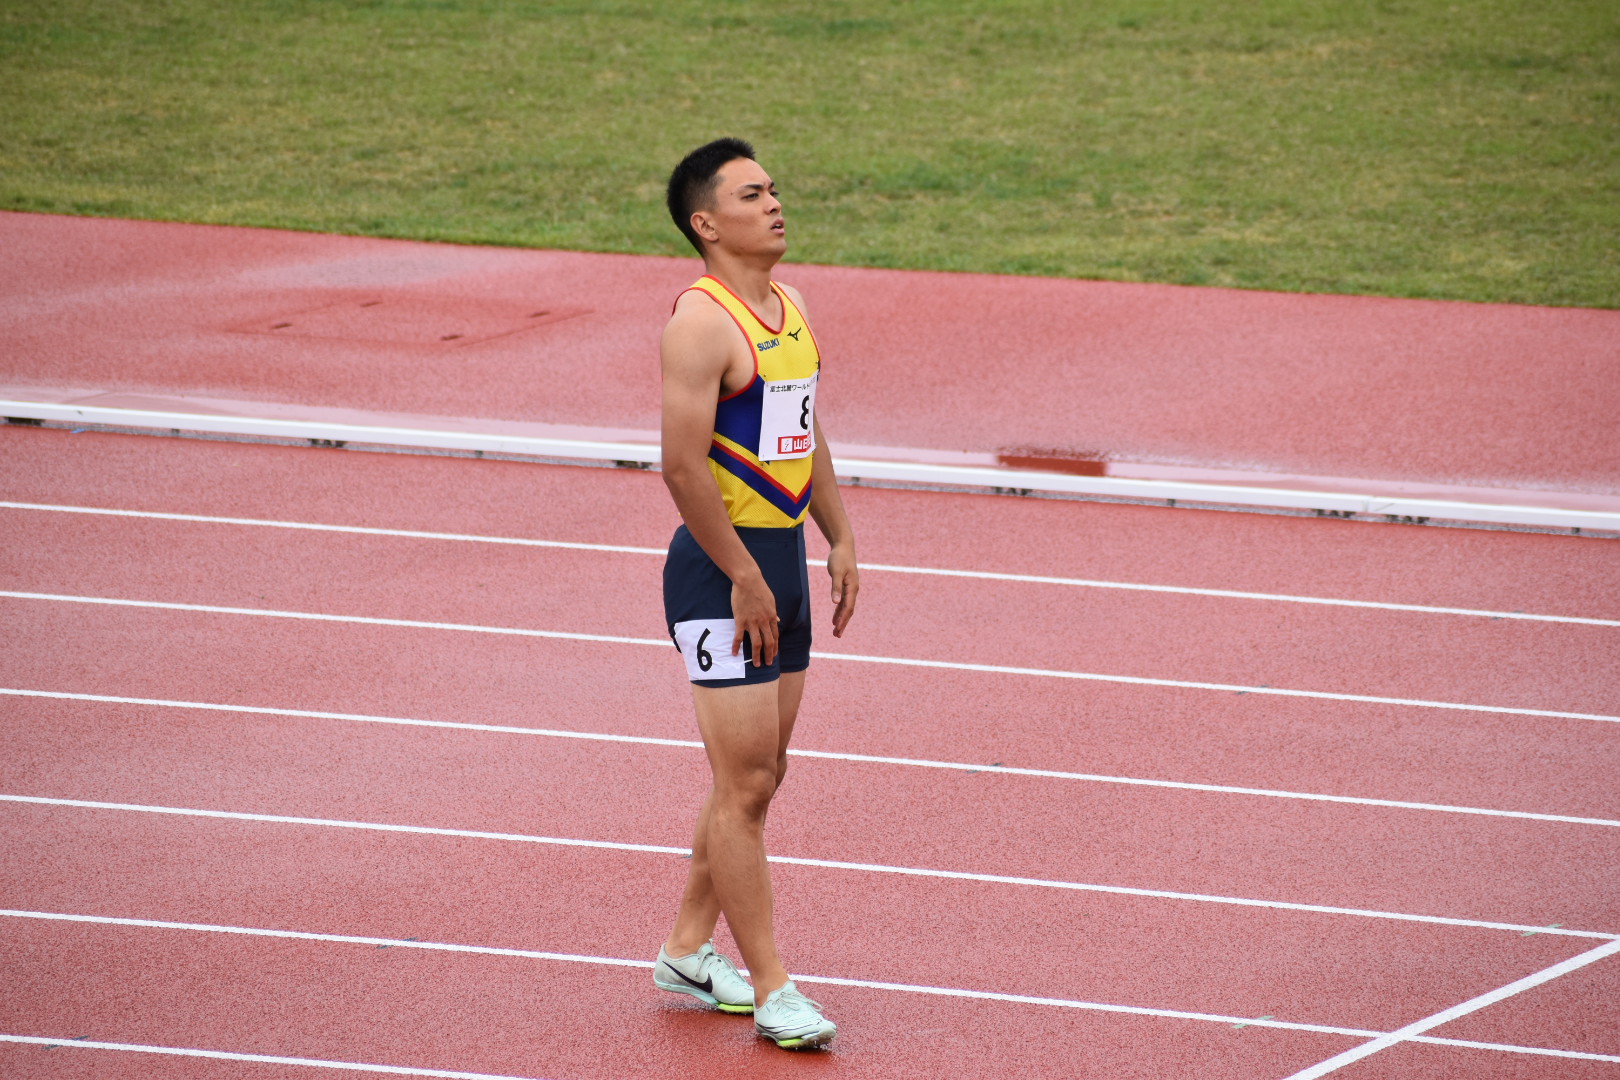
{"left": 700, "top": 274, "right": 786, "bottom": 336}
{"left": 777, "top": 287, "right": 821, "bottom": 373}
{"left": 678, "top": 284, "right": 760, "bottom": 404}
{"left": 708, "top": 439, "right": 811, "bottom": 501}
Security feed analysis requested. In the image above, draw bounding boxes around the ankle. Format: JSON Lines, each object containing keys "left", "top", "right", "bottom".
{"left": 663, "top": 938, "right": 705, "bottom": 959}
{"left": 752, "top": 972, "right": 790, "bottom": 1004}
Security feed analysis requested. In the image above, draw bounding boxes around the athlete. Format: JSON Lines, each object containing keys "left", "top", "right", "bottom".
{"left": 652, "top": 137, "right": 858, "bottom": 1050}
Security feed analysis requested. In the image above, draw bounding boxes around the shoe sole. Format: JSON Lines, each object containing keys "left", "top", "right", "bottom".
{"left": 759, "top": 1026, "right": 836, "bottom": 1049}
{"left": 653, "top": 976, "right": 755, "bottom": 1015}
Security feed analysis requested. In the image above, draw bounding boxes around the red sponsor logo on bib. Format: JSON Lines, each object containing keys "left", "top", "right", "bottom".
{"left": 777, "top": 434, "right": 812, "bottom": 455}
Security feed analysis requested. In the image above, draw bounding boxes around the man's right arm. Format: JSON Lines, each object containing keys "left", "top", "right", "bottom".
{"left": 660, "top": 299, "right": 780, "bottom": 668}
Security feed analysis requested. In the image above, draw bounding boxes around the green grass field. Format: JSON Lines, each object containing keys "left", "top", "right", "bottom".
{"left": 3, "top": 0, "right": 1616, "bottom": 306}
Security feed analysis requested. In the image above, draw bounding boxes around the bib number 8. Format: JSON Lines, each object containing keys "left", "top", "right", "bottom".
{"left": 759, "top": 374, "right": 817, "bottom": 461}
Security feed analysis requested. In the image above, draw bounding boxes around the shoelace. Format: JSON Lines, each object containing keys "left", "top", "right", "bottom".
{"left": 772, "top": 987, "right": 822, "bottom": 1013}
{"left": 710, "top": 951, "right": 745, "bottom": 981}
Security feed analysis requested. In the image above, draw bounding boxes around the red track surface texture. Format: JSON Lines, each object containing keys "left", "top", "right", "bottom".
{"left": 3, "top": 211, "right": 1619, "bottom": 492}
{"left": 3, "top": 425, "right": 1618, "bottom": 1080}
{"left": 3, "top": 214, "right": 1619, "bottom": 1079}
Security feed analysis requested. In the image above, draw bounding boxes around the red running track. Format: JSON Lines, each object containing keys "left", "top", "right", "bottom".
{"left": 2, "top": 427, "right": 1618, "bottom": 1079}
{"left": 3, "top": 211, "right": 1619, "bottom": 494}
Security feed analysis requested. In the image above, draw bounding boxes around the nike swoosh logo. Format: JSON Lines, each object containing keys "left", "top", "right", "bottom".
{"left": 663, "top": 962, "right": 713, "bottom": 994}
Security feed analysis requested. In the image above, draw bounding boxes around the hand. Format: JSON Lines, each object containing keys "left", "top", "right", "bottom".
{"left": 730, "top": 573, "right": 779, "bottom": 667}
{"left": 827, "top": 543, "right": 859, "bottom": 638}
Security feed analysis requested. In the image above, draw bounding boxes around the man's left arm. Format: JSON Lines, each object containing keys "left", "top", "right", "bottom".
{"left": 808, "top": 419, "right": 859, "bottom": 638}
{"left": 781, "top": 282, "right": 859, "bottom": 637}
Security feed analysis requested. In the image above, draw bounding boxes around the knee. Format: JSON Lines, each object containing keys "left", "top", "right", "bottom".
{"left": 774, "top": 753, "right": 790, "bottom": 790}
{"left": 715, "top": 766, "right": 778, "bottom": 820}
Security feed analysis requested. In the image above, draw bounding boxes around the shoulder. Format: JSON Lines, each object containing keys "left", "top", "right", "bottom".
{"left": 662, "top": 287, "right": 745, "bottom": 378}
{"left": 665, "top": 287, "right": 735, "bottom": 344}
{"left": 777, "top": 281, "right": 811, "bottom": 321}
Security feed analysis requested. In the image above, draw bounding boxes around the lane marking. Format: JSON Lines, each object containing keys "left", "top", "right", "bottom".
{"left": 5, "top": 500, "right": 1614, "bottom": 627}
{"left": 6, "top": 687, "right": 1619, "bottom": 830}
{"left": 5, "top": 910, "right": 1619, "bottom": 1063}
{"left": 1280, "top": 936, "right": 1620, "bottom": 1078}
{"left": 0, "top": 500, "right": 664, "bottom": 555}
{"left": 811, "top": 651, "right": 1620, "bottom": 724}
{"left": 0, "top": 1032, "right": 555, "bottom": 1079}
{"left": 858, "top": 562, "right": 1620, "bottom": 628}
{"left": 5, "top": 591, "right": 1617, "bottom": 724}
{"left": 4, "top": 794, "right": 1615, "bottom": 940}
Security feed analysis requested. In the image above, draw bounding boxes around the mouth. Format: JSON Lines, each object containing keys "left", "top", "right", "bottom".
{"left": 770, "top": 219, "right": 785, "bottom": 235}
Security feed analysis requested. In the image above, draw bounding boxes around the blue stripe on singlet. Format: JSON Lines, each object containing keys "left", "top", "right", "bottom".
{"left": 708, "top": 442, "right": 813, "bottom": 521}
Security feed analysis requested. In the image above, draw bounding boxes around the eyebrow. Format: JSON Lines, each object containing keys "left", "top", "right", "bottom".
{"left": 735, "top": 182, "right": 776, "bottom": 193}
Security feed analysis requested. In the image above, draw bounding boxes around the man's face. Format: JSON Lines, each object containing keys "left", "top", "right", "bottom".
{"left": 696, "top": 157, "right": 785, "bottom": 257}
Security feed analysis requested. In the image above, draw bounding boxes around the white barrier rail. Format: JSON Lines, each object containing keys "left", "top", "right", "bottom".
{"left": 5, "top": 399, "right": 1615, "bottom": 534}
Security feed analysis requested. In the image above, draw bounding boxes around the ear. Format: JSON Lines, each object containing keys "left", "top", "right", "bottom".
{"left": 690, "top": 208, "right": 719, "bottom": 245}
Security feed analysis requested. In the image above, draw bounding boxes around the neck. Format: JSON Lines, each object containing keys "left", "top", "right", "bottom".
{"left": 701, "top": 249, "right": 778, "bottom": 308}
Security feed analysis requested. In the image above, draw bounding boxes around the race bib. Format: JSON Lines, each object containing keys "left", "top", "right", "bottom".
{"left": 672, "top": 619, "right": 748, "bottom": 681}
{"left": 757, "top": 373, "right": 817, "bottom": 461}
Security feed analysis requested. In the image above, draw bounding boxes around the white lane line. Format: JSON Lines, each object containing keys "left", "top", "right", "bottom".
{"left": 8, "top": 687, "right": 1619, "bottom": 830}
{"left": 0, "top": 908, "right": 1369, "bottom": 1039}
{"left": 859, "top": 562, "right": 1620, "bottom": 628}
{"left": 5, "top": 591, "right": 1617, "bottom": 724}
{"left": 0, "top": 910, "right": 656, "bottom": 969}
{"left": 5, "top": 501, "right": 1613, "bottom": 627}
{"left": 1396, "top": 1035, "right": 1620, "bottom": 1063}
{"left": 1280, "top": 936, "right": 1620, "bottom": 1078}
{"left": 0, "top": 1033, "right": 556, "bottom": 1079}
{"left": 0, "top": 500, "right": 665, "bottom": 555}
{"left": 0, "top": 688, "right": 707, "bottom": 749}
{"left": 815, "top": 651, "right": 1620, "bottom": 724}
{"left": 3, "top": 794, "right": 1614, "bottom": 941}
{"left": 0, "top": 590, "right": 660, "bottom": 645}
{"left": 6, "top": 911, "right": 1619, "bottom": 1063}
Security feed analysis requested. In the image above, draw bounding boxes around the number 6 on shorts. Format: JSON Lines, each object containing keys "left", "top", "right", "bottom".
{"left": 672, "top": 618, "right": 747, "bottom": 682}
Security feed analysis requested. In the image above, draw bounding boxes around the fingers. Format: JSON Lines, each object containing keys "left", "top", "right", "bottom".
{"left": 830, "top": 567, "right": 859, "bottom": 638}
{"left": 761, "top": 616, "right": 779, "bottom": 667}
{"left": 730, "top": 579, "right": 780, "bottom": 667}
{"left": 732, "top": 615, "right": 780, "bottom": 666}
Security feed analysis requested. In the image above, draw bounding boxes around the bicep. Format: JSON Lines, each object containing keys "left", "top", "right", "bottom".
{"left": 660, "top": 316, "right": 728, "bottom": 467}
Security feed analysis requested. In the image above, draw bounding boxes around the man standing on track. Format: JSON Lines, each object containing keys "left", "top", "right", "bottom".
{"left": 652, "top": 137, "right": 859, "bottom": 1050}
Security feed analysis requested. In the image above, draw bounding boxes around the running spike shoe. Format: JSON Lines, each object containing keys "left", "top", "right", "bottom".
{"left": 653, "top": 942, "right": 755, "bottom": 1014}
{"left": 754, "top": 980, "right": 837, "bottom": 1048}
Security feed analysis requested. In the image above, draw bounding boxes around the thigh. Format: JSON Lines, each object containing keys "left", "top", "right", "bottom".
{"left": 692, "top": 681, "right": 784, "bottom": 782}
{"left": 775, "top": 669, "right": 807, "bottom": 752}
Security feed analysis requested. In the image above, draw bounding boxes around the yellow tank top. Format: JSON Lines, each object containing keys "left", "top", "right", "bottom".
{"left": 681, "top": 275, "right": 821, "bottom": 528}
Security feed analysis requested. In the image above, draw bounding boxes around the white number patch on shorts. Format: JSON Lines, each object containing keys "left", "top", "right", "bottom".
{"left": 757, "top": 373, "right": 817, "bottom": 461}
{"left": 672, "top": 618, "right": 748, "bottom": 681}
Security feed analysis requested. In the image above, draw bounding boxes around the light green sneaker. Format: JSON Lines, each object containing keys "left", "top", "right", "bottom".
{"left": 653, "top": 942, "right": 754, "bottom": 1014}
{"left": 754, "top": 980, "right": 836, "bottom": 1048}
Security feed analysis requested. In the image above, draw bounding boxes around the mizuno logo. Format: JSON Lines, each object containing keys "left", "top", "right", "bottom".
{"left": 787, "top": 328, "right": 802, "bottom": 341}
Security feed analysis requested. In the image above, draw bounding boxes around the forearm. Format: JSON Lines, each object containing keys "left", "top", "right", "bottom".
{"left": 807, "top": 432, "right": 855, "bottom": 551}
{"left": 806, "top": 425, "right": 860, "bottom": 637}
{"left": 663, "top": 460, "right": 764, "bottom": 586}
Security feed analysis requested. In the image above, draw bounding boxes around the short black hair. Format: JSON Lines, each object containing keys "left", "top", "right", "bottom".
{"left": 667, "top": 137, "right": 756, "bottom": 254}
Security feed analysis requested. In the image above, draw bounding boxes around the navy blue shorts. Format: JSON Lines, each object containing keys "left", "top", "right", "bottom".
{"left": 664, "top": 523, "right": 811, "bottom": 687}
